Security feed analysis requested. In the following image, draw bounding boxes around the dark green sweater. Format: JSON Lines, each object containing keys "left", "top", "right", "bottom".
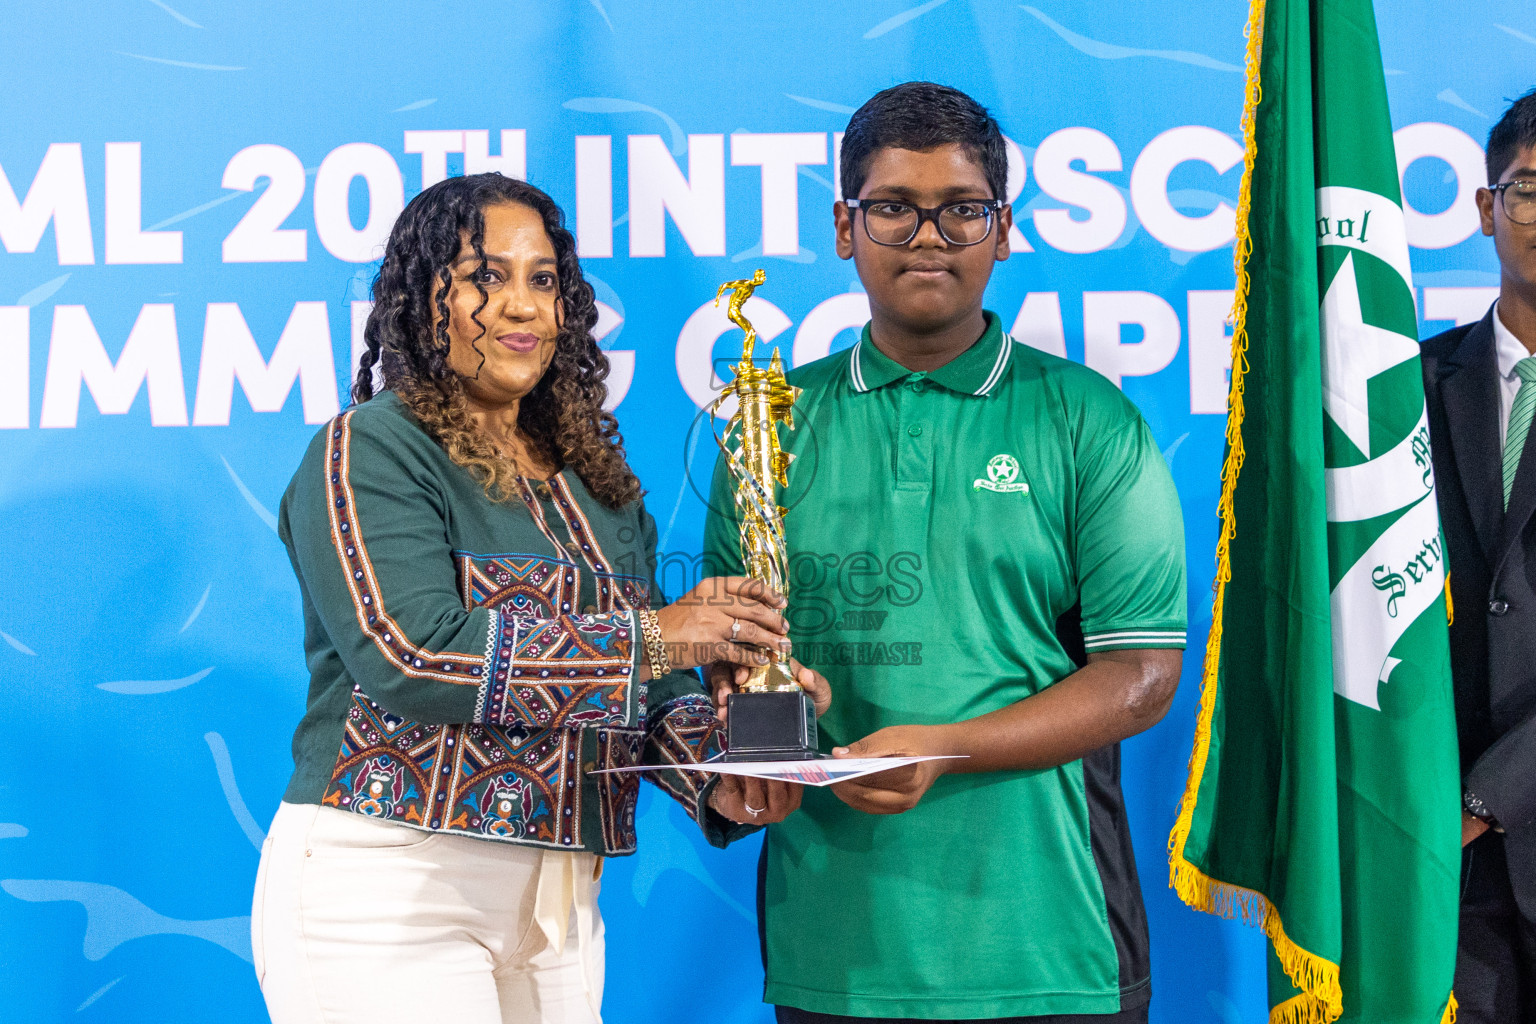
{"left": 278, "top": 390, "right": 745, "bottom": 853}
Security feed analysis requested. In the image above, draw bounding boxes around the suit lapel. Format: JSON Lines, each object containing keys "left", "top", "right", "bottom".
{"left": 1439, "top": 310, "right": 1503, "bottom": 564}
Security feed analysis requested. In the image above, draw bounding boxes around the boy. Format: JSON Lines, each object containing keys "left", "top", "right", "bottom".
{"left": 705, "top": 82, "right": 1186, "bottom": 1022}
{"left": 1421, "top": 86, "right": 1536, "bottom": 1022}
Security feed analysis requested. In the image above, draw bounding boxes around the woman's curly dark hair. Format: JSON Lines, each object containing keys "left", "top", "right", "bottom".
{"left": 353, "top": 173, "right": 641, "bottom": 509}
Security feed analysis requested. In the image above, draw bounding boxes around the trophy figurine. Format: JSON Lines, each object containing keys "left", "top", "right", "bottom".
{"left": 711, "top": 270, "right": 820, "bottom": 761}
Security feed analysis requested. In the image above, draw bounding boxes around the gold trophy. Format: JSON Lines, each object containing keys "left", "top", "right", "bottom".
{"left": 711, "top": 270, "right": 820, "bottom": 761}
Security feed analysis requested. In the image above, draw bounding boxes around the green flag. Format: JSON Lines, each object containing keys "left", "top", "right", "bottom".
{"left": 1167, "top": 1, "right": 1461, "bottom": 1021}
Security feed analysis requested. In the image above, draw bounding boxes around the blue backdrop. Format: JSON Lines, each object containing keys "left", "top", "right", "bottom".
{"left": 1, "top": 2, "right": 1530, "bottom": 1021}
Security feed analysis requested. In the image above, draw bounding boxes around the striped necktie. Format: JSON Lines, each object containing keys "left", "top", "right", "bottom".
{"left": 1503, "top": 356, "right": 1536, "bottom": 509}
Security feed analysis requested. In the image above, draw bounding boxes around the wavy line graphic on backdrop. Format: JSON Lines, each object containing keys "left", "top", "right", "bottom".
{"left": 1, "top": 880, "right": 252, "bottom": 962}
{"left": 113, "top": 51, "right": 245, "bottom": 72}
{"left": 1497, "top": 24, "right": 1536, "bottom": 46}
{"left": 1206, "top": 989, "right": 1245, "bottom": 1024}
{"left": 1166, "top": 189, "right": 1238, "bottom": 216}
{"left": 1019, "top": 6, "right": 1241, "bottom": 72}
{"left": 147, "top": 0, "right": 202, "bottom": 28}
{"left": 731, "top": 241, "right": 816, "bottom": 265}
{"left": 1011, "top": 180, "right": 1244, "bottom": 261}
{"left": 1015, "top": 185, "right": 1144, "bottom": 251}
{"left": 147, "top": 190, "right": 246, "bottom": 231}
{"left": 221, "top": 455, "right": 279, "bottom": 532}
{"left": 588, "top": 0, "right": 614, "bottom": 32}
{"left": 76, "top": 976, "right": 125, "bottom": 1013}
{"left": 1198, "top": 589, "right": 1216, "bottom": 625}
{"left": 205, "top": 732, "right": 267, "bottom": 849}
{"left": 347, "top": 264, "right": 375, "bottom": 302}
{"left": 784, "top": 94, "right": 856, "bottom": 116}
{"left": 0, "top": 823, "right": 28, "bottom": 839}
{"left": 149, "top": 167, "right": 317, "bottom": 232}
{"left": 18, "top": 273, "right": 69, "bottom": 307}
{"left": 864, "top": 0, "right": 951, "bottom": 40}
{"left": 1, "top": 629, "right": 38, "bottom": 655}
{"left": 1414, "top": 269, "right": 1502, "bottom": 289}
{"left": 1437, "top": 88, "right": 1487, "bottom": 119}
{"left": 629, "top": 798, "right": 752, "bottom": 922}
{"left": 393, "top": 98, "right": 437, "bottom": 112}
{"left": 98, "top": 667, "right": 213, "bottom": 695}
{"left": 798, "top": 167, "right": 836, "bottom": 195}
{"left": 563, "top": 98, "right": 686, "bottom": 157}
{"left": 1162, "top": 432, "right": 1191, "bottom": 469}
{"left": 1163, "top": 188, "right": 1240, "bottom": 266}
{"left": 179, "top": 584, "right": 212, "bottom": 633}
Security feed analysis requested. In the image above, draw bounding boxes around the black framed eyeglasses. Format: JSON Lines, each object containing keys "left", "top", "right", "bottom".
{"left": 844, "top": 198, "right": 1003, "bottom": 246}
{"left": 1491, "top": 180, "right": 1536, "bottom": 225}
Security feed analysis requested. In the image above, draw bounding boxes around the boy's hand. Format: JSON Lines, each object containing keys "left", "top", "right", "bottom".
{"left": 1463, "top": 809, "right": 1491, "bottom": 847}
{"left": 706, "top": 659, "right": 832, "bottom": 723}
{"left": 828, "top": 724, "right": 954, "bottom": 815}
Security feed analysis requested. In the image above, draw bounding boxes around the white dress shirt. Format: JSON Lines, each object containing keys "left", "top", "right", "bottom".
{"left": 1493, "top": 302, "right": 1536, "bottom": 451}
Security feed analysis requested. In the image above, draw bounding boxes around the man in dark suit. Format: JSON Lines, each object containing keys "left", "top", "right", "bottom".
{"left": 1422, "top": 87, "right": 1536, "bottom": 1020}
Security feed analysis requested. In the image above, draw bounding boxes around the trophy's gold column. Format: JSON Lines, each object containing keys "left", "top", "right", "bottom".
{"left": 712, "top": 270, "right": 801, "bottom": 693}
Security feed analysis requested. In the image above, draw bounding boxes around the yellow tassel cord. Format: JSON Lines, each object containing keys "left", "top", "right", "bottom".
{"left": 1164, "top": 1, "right": 1343, "bottom": 1021}
{"left": 1445, "top": 573, "right": 1454, "bottom": 625}
{"left": 1441, "top": 992, "right": 1457, "bottom": 1023}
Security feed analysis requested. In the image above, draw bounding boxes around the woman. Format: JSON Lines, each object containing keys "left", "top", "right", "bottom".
{"left": 253, "top": 173, "right": 825, "bottom": 1024}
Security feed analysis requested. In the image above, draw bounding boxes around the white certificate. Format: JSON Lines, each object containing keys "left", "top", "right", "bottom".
{"left": 591, "top": 755, "right": 965, "bottom": 787}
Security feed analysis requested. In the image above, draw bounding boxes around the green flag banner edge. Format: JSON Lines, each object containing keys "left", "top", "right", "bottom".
{"left": 1163, "top": 7, "right": 1342, "bottom": 1019}
{"left": 1163, "top": 5, "right": 1456, "bottom": 1024}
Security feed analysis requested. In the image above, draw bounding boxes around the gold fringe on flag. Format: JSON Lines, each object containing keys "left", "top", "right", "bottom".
{"left": 1163, "top": 1, "right": 1345, "bottom": 1021}
{"left": 1271, "top": 994, "right": 1338, "bottom": 1024}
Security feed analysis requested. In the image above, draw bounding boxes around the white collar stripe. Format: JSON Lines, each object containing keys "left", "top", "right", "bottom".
{"left": 849, "top": 340, "right": 868, "bottom": 392}
{"left": 974, "top": 335, "right": 1012, "bottom": 396}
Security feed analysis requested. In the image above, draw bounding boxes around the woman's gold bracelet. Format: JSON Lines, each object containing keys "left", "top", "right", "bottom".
{"left": 636, "top": 609, "right": 671, "bottom": 679}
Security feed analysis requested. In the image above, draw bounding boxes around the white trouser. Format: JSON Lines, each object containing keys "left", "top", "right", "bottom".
{"left": 253, "top": 801, "right": 604, "bottom": 1024}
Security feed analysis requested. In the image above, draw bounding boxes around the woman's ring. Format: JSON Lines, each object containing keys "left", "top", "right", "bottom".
{"left": 730, "top": 618, "right": 741, "bottom": 639}
{"left": 744, "top": 803, "right": 764, "bottom": 817}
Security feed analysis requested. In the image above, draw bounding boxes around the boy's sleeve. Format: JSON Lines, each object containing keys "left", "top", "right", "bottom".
{"left": 1073, "top": 404, "right": 1189, "bottom": 654}
{"left": 282, "top": 410, "right": 642, "bottom": 730}
{"left": 634, "top": 499, "right": 757, "bottom": 848}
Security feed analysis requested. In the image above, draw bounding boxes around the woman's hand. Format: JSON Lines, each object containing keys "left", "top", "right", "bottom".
{"left": 655, "top": 576, "right": 790, "bottom": 673}
{"left": 707, "top": 773, "right": 803, "bottom": 825}
{"left": 706, "top": 659, "right": 832, "bottom": 722}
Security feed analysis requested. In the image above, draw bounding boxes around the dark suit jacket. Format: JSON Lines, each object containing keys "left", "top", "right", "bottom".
{"left": 1423, "top": 305, "right": 1536, "bottom": 914}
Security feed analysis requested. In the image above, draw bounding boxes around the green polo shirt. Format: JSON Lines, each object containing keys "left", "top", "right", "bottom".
{"left": 704, "top": 311, "right": 1186, "bottom": 1018}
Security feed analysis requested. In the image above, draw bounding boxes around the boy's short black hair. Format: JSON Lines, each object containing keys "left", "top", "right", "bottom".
{"left": 840, "top": 82, "right": 1008, "bottom": 204}
{"left": 1486, "top": 87, "right": 1536, "bottom": 184}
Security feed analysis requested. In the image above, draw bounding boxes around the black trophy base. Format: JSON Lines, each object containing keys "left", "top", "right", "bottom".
{"left": 723, "top": 689, "right": 821, "bottom": 762}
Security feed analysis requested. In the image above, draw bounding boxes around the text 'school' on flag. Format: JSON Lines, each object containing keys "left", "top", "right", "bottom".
{"left": 1167, "top": 1, "right": 1461, "bottom": 1022}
